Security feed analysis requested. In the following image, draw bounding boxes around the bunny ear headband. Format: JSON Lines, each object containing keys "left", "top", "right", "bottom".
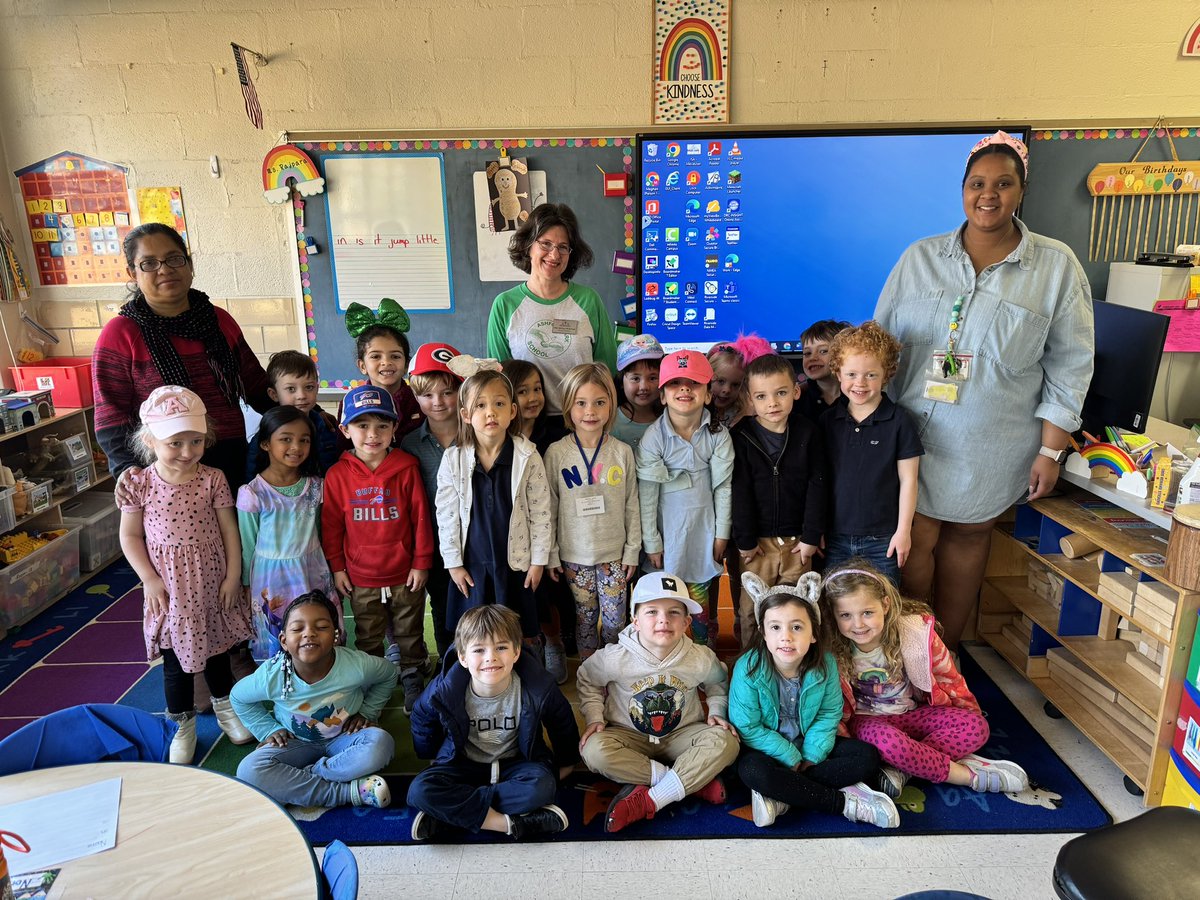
{"left": 740, "top": 571, "right": 823, "bottom": 626}
{"left": 447, "top": 353, "right": 505, "bottom": 381}
{"left": 345, "top": 297, "right": 411, "bottom": 339}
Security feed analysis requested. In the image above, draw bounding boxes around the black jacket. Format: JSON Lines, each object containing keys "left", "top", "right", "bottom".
{"left": 411, "top": 647, "right": 581, "bottom": 770}
{"left": 730, "top": 409, "right": 828, "bottom": 550}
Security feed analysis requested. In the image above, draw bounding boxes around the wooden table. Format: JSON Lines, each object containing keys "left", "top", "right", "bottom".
{"left": 0, "top": 762, "right": 321, "bottom": 899}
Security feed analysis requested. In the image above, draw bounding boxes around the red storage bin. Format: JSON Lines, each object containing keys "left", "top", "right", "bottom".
{"left": 10, "top": 358, "right": 94, "bottom": 408}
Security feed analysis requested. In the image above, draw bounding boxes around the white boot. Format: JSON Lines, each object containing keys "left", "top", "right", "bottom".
{"left": 167, "top": 712, "right": 197, "bottom": 764}
{"left": 212, "top": 695, "right": 254, "bottom": 745}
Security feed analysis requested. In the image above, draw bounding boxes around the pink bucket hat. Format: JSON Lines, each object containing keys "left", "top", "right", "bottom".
{"left": 139, "top": 386, "right": 209, "bottom": 439}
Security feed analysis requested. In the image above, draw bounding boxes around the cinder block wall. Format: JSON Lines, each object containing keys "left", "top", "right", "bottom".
{"left": 0, "top": 0, "right": 1197, "bottom": 378}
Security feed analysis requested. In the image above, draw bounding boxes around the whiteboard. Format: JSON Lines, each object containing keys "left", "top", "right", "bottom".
{"left": 323, "top": 154, "right": 454, "bottom": 312}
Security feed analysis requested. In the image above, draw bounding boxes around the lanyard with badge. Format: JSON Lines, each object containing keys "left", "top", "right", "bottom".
{"left": 574, "top": 434, "right": 607, "bottom": 516}
{"left": 923, "top": 294, "right": 974, "bottom": 404}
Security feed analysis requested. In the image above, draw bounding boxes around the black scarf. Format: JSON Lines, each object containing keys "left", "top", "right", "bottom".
{"left": 118, "top": 288, "right": 244, "bottom": 409}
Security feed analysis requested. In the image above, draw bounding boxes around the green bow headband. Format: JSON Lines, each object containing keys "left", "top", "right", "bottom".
{"left": 344, "top": 298, "right": 411, "bottom": 339}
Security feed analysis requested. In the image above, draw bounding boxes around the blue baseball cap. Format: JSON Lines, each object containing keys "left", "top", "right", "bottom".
{"left": 341, "top": 385, "right": 399, "bottom": 426}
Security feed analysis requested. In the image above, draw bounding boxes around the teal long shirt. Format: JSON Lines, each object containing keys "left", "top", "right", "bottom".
{"left": 728, "top": 650, "right": 842, "bottom": 768}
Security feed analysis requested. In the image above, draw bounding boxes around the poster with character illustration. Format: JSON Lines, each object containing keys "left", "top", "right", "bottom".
{"left": 473, "top": 163, "right": 547, "bottom": 281}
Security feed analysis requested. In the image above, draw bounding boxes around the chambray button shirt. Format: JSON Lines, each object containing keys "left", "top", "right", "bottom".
{"left": 874, "top": 217, "right": 1094, "bottom": 524}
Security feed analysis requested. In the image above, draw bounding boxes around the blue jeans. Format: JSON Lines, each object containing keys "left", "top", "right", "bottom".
{"left": 407, "top": 758, "right": 557, "bottom": 831}
{"left": 236, "top": 727, "right": 395, "bottom": 807}
{"left": 823, "top": 534, "right": 900, "bottom": 587}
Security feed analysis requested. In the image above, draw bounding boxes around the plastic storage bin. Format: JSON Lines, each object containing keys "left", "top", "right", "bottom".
{"left": 10, "top": 358, "right": 94, "bottom": 408}
{"left": 1163, "top": 749, "right": 1200, "bottom": 810}
{"left": 0, "top": 486, "right": 13, "bottom": 534}
{"left": 12, "top": 480, "right": 52, "bottom": 519}
{"left": 1188, "top": 612, "right": 1200, "bottom": 691}
{"left": 60, "top": 492, "right": 120, "bottom": 572}
{"left": 1174, "top": 679, "right": 1200, "bottom": 773}
{"left": 0, "top": 526, "right": 81, "bottom": 631}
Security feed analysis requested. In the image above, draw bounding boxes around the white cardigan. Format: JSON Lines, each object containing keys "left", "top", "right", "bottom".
{"left": 435, "top": 433, "right": 553, "bottom": 572}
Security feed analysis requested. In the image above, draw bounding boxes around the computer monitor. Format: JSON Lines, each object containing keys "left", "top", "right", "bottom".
{"left": 1079, "top": 300, "right": 1169, "bottom": 436}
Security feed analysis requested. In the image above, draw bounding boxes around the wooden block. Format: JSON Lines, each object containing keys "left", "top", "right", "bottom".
{"left": 1106, "top": 699, "right": 1156, "bottom": 750}
{"left": 1099, "top": 570, "right": 1140, "bottom": 602}
{"left": 1125, "top": 650, "right": 1167, "bottom": 686}
{"left": 1137, "top": 578, "right": 1179, "bottom": 607}
{"left": 1048, "top": 648, "right": 1119, "bottom": 701}
{"left": 980, "top": 612, "right": 1017, "bottom": 635}
{"left": 1134, "top": 588, "right": 1179, "bottom": 621}
{"left": 1132, "top": 601, "right": 1176, "bottom": 636}
{"left": 1098, "top": 585, "right": 1134, "bottom": 616}
{"left": 1027, "top": 655, "right": 1050, "bottom": 678}
{"left": 1049, "top": 678, "right": 1152, "bottom": 759}
{"left": 1098, "top": 604, "right": 1122, "bottom": 640}
{"left": 1117, "top": 626, "right": 1141, "bottom": 645}
{"left": 1002, "top": 623, "right": 1031, "bottom": 652}
{"left": 1118, "top": 692, "right": 1158, "bottom": 732}
{"left": 1015, "top": 616, "right": 1033, "bottom": 640}
{"left": 1061, "top": 533, "right": 1101, "bottom": 558}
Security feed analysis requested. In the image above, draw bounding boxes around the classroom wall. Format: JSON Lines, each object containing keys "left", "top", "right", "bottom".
{"left": 1, "top": 0, "right": 1199, "bottom": 409}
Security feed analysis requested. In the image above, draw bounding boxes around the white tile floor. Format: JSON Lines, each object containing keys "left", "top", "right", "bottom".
{"left": 330, "top": 645, "right": 1145, "bottom": 899}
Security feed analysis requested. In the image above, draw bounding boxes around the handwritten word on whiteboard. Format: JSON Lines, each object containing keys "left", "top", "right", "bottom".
{"left": 323, "top": 154, "right": 454, "bottom": 313}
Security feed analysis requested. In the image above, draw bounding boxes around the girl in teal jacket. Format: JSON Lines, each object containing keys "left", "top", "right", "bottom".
{"left": 729, "top": 572, "right": 898, "bottom": 829}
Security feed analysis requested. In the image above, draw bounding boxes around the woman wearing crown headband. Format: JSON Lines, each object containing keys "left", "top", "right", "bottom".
{"left": 94, "top": 224, "right": 272, "bottom": 492}
{"left": 488, "top": 203, "right": 618, "bottom": 431}
{"left": 874, "top": 131, "right": 1094, "bottom": 648}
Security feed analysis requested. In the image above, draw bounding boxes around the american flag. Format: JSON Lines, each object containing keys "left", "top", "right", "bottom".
{"left": 231, "top": 43, "right": 263, "bottom": 129}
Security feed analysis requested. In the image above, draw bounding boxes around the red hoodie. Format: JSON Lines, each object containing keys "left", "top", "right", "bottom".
{"left": 322, "top": 448, "right": 434, "bottom": 587}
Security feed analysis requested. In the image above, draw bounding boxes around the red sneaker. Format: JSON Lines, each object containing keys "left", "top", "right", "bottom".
{"left": 696, "top": 776, "right": 727, "bottom": 804}
{"left": 605, "top": 784, "right": 656, "bottom": 833}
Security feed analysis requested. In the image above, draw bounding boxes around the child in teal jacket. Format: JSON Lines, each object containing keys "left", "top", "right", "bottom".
{"left": 729, "top": 571, "right": 897, "bottom": 829}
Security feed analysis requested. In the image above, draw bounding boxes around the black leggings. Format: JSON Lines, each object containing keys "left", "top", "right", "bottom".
{"left": 161, "top": 648, "right": 234, "bottom": 715}
{"left": 737, "top": 737, "right": 880, "bottom": 815}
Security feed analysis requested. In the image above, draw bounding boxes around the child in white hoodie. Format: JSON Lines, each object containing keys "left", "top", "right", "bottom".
{"left": 576, "top": 572, "right": 741, "bottom": 833}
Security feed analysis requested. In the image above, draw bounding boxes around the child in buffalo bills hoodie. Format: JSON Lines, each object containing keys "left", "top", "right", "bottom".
{"left": 322, "top": 385, "right": 434, "bottom": 711}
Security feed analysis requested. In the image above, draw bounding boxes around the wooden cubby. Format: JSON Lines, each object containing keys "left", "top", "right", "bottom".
{"left": 979, "top": 488, "right": 1200, "bottom": 806}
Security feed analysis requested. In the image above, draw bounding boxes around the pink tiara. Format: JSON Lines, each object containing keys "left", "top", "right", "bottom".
{"left": 968, "top": 130, "right": 1029, "bottom": 178}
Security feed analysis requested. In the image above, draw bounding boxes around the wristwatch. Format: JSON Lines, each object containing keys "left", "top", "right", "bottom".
{"left": 1038, "top": 445, "right": 1070, "bottom": 464}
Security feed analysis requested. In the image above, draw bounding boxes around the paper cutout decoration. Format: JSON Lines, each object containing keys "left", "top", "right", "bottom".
{"left": 1086, "top": 120, "right": 1200, "bottom": 261}
{"left": 1183, "top": 17, "right": 1200, "bottom": 56}
{"left": 473, "top": 169, "right": 547, "bottom": 281}
{"left": 1080, "top": 442, "right": 1139, "bottom": 475}
{"left": 262, "top": 144, "right": 325, "bottom": 204}
{"left": 653, "top": 1, "right": 731, "bottom": 124}
{"left": 136, "top": 187, "right": 189, "bottom": 251}
{"left": 15, "top": 151, "right": 131, "bottom": 286}
{"left": 485, "top": 157, "right": 531, "bottom": 232}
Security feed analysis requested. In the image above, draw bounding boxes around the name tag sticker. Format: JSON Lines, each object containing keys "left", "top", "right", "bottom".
{"left": 577, "top": 495, "right": 606, "bottom": 516}
{"left": 552, "top": 319, "right": 579, "bottom": 335}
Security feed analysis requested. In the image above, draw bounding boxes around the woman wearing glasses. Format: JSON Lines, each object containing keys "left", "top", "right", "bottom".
{"left": 92, "top": 223, "right": 272, "bottom": 491}
{"left": 487, "top": 203, "right": 618, "bottom": 432}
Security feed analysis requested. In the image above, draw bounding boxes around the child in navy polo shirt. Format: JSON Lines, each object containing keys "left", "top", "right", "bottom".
{"left": 819, "top": 321, "right": 924, "bottom": 586}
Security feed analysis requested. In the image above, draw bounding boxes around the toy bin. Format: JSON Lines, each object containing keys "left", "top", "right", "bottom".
{"left": 0, "top": 487, "right": 13, "bottom": 534}
{"left": 0, "top": 526, "right": 81, "bottom": 631}
{"left": 1163, "top": 749, "right": 1200, "bottom": 810}
{"left": 60, "top": 492, "right": 120, "bottom": 572}
{"left": 1188, "top": 612, "right": 1200, "bottom": 691}
{"left": 10, "top": 358, "right": 94, "bottom": 409}
{"left": 1174, "top": 679, "right": 1200, "bottom": 773}
{"left": 11, "top": 480, "right": 52, "bottom": 519}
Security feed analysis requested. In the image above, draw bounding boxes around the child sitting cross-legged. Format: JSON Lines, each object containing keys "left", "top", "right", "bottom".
{"left": 232, "top": 590, "right": 397, "bottom": 809}
{"left": 406, "top": 604, "right": 580, "bottom": 841}
{"left": 577, "top": 572, "right": 740, "bottom": 834}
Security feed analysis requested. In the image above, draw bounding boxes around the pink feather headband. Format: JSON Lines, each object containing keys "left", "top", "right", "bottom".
{"left": 710, "top": 333, "right": 773, "bottom": 366}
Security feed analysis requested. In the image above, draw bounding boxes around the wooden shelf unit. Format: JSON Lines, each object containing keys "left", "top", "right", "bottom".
{"left": 979, "top": 488, "right": 1200, "bottom": 806}
{"left": 0, "top": 405, "right": 114, "bottom": 641}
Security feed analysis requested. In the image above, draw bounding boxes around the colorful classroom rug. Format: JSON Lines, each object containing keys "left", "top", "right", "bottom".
{"left": 1, "top": 558, "right": 1112, "bottom": 844}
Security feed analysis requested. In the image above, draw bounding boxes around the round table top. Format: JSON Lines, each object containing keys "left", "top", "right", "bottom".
{"left": 1174, "top": 503, "right": 1200, "bottom": 529}
{"left": 0, "top": 761, "right": 321, "bottom": 899}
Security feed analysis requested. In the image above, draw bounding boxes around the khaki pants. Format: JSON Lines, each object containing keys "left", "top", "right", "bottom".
{"left": 580, "top": 721, "right": 740, "bottom": 794}
{"left": 738, "top": 536, "right": 810, "bottom": 647}
{"left": 348, "top": 583, "right": 426, "bottom": 666}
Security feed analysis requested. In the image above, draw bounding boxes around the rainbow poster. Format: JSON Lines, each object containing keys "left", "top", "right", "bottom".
{"left": 653, "top": 1, "right": 730, "bottom": 124}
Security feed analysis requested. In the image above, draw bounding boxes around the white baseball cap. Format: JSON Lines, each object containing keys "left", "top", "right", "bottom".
{"left": 629, "top": 572, "right": 703, "bottom": 616}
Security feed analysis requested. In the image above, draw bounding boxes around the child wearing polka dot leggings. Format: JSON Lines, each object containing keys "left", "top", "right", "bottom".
{"left": 822, "top": 561, "right": 1029, "bottom": 799}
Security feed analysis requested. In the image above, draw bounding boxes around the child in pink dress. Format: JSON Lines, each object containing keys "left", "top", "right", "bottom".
{"left": 118, "top": 386, "right": 254, "bottom": 764}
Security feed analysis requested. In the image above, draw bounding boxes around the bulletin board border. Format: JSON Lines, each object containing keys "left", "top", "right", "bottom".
{"left": 287, "top": 135, "right": 637, "bottom": 386}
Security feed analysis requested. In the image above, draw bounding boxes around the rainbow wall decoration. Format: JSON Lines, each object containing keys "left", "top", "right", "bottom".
{"left": 262, "top": 144, "right": 326, "bottom": 204}
{"left": 653, "top": 0, "right": 730, "bottom": 124}
{"left": 1183, "top": 16, "right": 1200, "bottom": 57}
{"left": 1080, "top": 442, "right": 1139, "bottom": 476}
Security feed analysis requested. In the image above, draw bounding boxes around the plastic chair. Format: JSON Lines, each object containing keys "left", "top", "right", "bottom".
{"left": 321, "top": 840, "right": 358, "bottom": 900}
{"left": 0, "top": 704, "right": 178, "bottom": 776}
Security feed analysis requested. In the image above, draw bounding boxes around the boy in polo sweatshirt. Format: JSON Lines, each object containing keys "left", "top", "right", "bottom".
{"left": 576, "top": 572, "right": 741, "bottom": 834}
{"left": 322, "top": 384, "right": 434, "bottom": 714}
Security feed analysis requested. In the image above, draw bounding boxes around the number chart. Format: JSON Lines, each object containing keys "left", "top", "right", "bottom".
{"left": 15, "top": 151, "right": 132, "bottom": 286}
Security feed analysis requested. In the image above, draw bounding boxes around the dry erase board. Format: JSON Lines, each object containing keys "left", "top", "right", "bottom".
{"left": 291, "top": 137, "right": 635, "bottom": 389}
{"left": 1023, "top": 127, "right": 1200, "bottom": 300}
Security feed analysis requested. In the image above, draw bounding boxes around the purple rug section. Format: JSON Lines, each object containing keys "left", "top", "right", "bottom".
{"left": 96, "top": 587, "right": 145, "bottom": 622}
{"left": 0, "top": 718, "right": 35, "bottom": 740}
{"left": 0, "top": 663, "right": 147, "bottom": 717}
{"left": 43, "top": 621, "right": 146, "bottom": 664}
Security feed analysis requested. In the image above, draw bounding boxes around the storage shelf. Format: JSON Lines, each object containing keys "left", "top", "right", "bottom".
{"left": 10, "top": 473, "right": 112, "bottom": 532}
{"left": 985, "top": 575, "right": 1061, "bottom": 636}
{"left": 0, "top": 408, "right": 93, "bottom": 447}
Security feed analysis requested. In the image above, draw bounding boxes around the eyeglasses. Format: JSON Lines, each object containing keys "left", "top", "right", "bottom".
{"left": 534, "top": 239, "right": 571, "bottom": 256}
{"left": 136, "top": 254, "right": 190, "bottom": 272}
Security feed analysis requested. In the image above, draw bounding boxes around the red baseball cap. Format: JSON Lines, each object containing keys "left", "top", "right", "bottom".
{"left": 409, "top": 342, "right": 462, "bottom": 378}
{"left": 659, "top": 349, "right": 713, "bottom": 384}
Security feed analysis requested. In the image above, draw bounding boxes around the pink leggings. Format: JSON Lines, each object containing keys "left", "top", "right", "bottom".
{"left": 849, "top": 706, "right": 988, "bottom": 783}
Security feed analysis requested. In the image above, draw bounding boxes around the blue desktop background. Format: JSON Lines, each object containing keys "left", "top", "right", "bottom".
{"left": 638, "top": 130, "right": 1012, "bottom": 351}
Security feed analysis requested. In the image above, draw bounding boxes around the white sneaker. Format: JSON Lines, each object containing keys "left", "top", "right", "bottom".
{"left": 961, "top": 754, "right": 1029, "bottom": 793}
{"left": 878, "top": 765, "right": 909, "bottom": 799}
{"left": 840, "top": 782, "right": 900, "bottom": 829}
{"left": 750, "top": 790, "right": 789, "bottom": 827}
{"left": 212, "top": 695, "right": 254, "bottom": 745}
{"left": 167, "top": 712, "right": 196, "bottom": 764}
